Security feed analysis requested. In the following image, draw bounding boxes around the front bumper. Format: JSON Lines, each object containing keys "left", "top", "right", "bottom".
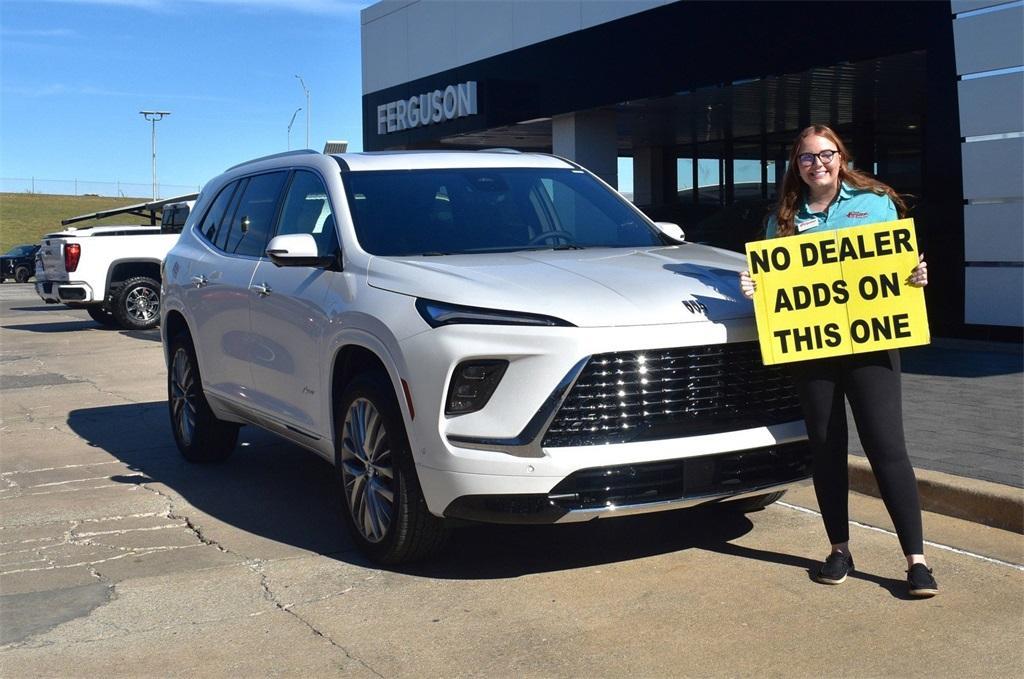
{"left": 442, "top": 439, "right": 811, "bottom": 524}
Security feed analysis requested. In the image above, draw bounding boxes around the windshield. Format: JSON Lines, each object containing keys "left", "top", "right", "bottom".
{"left": 5, "top": 245, "right": 35, "bottom": 256}
{"left": 343, "top": 168, "right": 663, "bottom": 256}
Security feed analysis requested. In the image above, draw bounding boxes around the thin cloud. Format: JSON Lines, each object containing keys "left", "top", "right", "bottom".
{"left": 3, "top": 83, "right": 238, "bottom": 103}
{"left": 0, "top": 28, "right": 78, "bottom": 38}
{"left": 14, "top": 0, "right": 368, "bottom": 15}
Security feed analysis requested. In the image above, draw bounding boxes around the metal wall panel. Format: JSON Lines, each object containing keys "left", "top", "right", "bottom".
{"left": 361, "top": 10, "right": 409, "bottom": 94}
{"left": 406, "top": 1, "right": 458, "bottom": 84}
{"left": 961, "top": 137, "right": 1024, "bottom": 200}
{"left": 953, "top": 6, "right": 1024, "bottom": 74}
{"left": 952, "top": 0, "right": 1011, "bottom": 12}
{"left": 958, "top": 72, "right": 1024, "bottom": 137}
{"left": 965, "top": 267, "right": 1024, "bottom": 326}
{"left": 964, "top": 202, "right": 1024, "bottom": 262}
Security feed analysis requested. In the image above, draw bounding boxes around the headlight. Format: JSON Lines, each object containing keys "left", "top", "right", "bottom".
{"left": 446, "top": 360, "right": 508, "bottom": 416}
{"left": 415, "top": 298, "right": 574, "bottom": 328}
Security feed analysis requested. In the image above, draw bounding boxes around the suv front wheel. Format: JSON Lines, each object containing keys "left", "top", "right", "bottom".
{"left": 336, "top": 371, "right": 449, "bottom": 564}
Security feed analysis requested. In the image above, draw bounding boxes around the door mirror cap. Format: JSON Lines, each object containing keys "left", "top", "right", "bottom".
{"left": 266, "top": 234, "right": 335, "bottom": 268}
{"left": 653, "top": 222, "right": 685, "bottom": 242}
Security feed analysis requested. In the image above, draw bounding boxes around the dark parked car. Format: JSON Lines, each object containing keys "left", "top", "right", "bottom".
{"left": 1, "top": 244, "right": 40, "bottom": 283}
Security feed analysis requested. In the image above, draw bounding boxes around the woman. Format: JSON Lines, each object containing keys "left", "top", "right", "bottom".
{"left": 739, "top": 124, "right": 937, "bottom": 598}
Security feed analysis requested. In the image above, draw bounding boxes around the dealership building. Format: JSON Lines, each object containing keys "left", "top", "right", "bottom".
{"left": 360, "top": 0, "right": 1023, "bottom": 340}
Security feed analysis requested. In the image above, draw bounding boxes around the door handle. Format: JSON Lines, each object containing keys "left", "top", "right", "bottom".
{"left": 191, "top": 274, "right": 207, "bottom": 288}
{"left": 252, "top": 282, "right": 272, "bottom": 297}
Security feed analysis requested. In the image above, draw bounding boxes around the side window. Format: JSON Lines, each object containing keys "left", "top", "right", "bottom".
{"left": 226, "top": 172, "right": 288, "bottom": 258}
{"left": 215, "top": 178, "right": 248, "bottom": 252}
{"left": 197, "top": 182, "right": 239, "bottom": 245}
{"left": 274, "top": 171, "right": 337, "bottom": 254}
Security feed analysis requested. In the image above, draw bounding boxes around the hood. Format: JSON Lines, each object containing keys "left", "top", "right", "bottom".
{"left": 367, "top": 244, "right": 754, "bottom": 327}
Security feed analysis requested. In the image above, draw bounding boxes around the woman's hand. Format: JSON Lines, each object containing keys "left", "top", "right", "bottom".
{"left": 907, "top": 254, "right": 928, "bottom": 287}
{"left": 739, "top": 270, "right": 756, "bottom": 299}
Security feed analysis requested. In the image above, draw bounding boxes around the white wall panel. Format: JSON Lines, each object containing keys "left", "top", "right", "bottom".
{"left": 362, "top": 0, "right": 417, "bottom": 24}
{"left": 513, "top": 1, "right": 582, "bottom": 48}
{"left": 454, "top": 1, "right": 515, "bottom": 67}
{"left": 953, "top": 6, "right": 1024, "bottom": 74}
{"left": 406, "top": 1, "right": 457, "bottom": 83}
{"left": 961, "top": 137, "right": 1024, "bottom": 200}
{"left": 952, "top": 0, "right": 1012, "bottom": 12}
{"left": 362, "top": 10, "right": 409, "bottom": 94}
{"left": 362, "top": 0, "right": 679, "bottom": 93}
{"left": 964, "top": 202, "right": 1024, "bottom": 262}
{"left": 965, "top": 267, "right": 1024, "bottom": 326}
{"left": 958, "top": 72, "right": 1024, "bottom": 137}
{"left": 581, "top": 0, "right": 672, "bottom": 29}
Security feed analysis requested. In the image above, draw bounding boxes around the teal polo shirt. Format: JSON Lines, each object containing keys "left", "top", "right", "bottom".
{"left": 766, "top": 182, "right": 898, "bottom": 238}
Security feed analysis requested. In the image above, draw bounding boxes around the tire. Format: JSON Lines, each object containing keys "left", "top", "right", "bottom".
{"left": 721, "top": 490, "right": 787, "bottom": 513}
{"left": 336, "top": 371, "right": 450, "bottom": 564}
{"left": 168, "top": 332, "right": 239, "bottom": 463}
{"left": 86, "top": 305, "right": 119, "bottom": 327}
{"left": 112, "top": 276, "right": 161, "bottom": 330}
{"left": 14, "top": 265, "right": 31, "bottom": 283}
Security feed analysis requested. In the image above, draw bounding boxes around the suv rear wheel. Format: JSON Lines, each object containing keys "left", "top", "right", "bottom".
{"left": 14, "top": 265, "right": 31, "bottom": 283}
{"left": 336, "top": 371, "right": 449, "bottom": 564}
{"left": 113, "top": 276, "right": 161, "bottom": 330}
{"left": 168, "top": 332, "right": 239, "bottom": 462}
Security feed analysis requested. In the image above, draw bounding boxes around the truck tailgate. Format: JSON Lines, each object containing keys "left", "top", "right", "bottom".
{"left": 37, "top": 238, "right": 70, "bottom": 281}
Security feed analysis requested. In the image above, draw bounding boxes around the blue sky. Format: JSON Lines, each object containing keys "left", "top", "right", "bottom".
{"left": 1, "top": 0, "right": 371, "bottom": 195}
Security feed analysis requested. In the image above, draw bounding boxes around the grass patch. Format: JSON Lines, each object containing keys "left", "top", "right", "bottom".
{"left": 0, "top": 193, "right": 153, "bottom": 252}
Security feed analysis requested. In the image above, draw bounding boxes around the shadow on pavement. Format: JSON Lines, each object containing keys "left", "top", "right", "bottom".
{"left": 901, "top": 345, "right": 1022, "bottom": 378}
{"left": 2, "top": 321, "right": 119, "bottom": 333}
{"left": 66, "top": 401, "right": 783, "bottom": 579}
{"left": 9, "top": 305, "right": 63, "bottom": 312}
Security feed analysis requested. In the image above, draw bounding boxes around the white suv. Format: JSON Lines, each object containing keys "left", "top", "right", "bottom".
{"left": 161, "top": 150, "right": 810, "bottom": 563}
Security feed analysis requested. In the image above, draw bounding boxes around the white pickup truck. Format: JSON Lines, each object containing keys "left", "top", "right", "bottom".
{"left": 35, "top": 194, "right": 196, "bottom": 330}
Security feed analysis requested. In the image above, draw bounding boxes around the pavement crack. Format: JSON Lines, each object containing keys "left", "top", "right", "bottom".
{"left": 247, "top": 560, "right": 386, "bottom": 678}
{"left": 138, "top": 480, "right": 229, "bottom": 554}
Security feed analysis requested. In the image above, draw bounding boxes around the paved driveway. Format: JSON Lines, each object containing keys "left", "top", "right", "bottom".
{"left": 1, "top": 285, "right": 1022, "bottom": 677}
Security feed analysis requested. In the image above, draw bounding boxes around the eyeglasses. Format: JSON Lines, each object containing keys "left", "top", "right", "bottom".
{"left": 797, "top": 149, "right": 839, "bottom": 166}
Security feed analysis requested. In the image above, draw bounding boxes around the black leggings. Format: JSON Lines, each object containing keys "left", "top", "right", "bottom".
{"left": 789, "top": 350, "right": 924, "bottom": 555}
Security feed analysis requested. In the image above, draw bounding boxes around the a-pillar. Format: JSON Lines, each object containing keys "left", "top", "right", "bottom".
{"left": 633, "top": 146, "right": 678, "bottom": 207}
{"left": 552, "top": 110, "right": 618, "bottom": 188}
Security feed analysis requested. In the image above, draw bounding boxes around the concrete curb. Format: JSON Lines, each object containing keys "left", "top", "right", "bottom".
{"left": 848, "top": 456, "right": 1024, "bottom": 534}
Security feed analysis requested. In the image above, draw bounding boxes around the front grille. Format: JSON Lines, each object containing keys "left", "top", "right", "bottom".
{"left": 543, "top": 342, "right": 802, "bottom": 447}
{"left": 547, "top": 441, "right": 812, "bottom": 510}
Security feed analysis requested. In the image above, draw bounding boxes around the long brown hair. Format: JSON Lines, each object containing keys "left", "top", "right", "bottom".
{"left": 774, "top": 124, "right": 907, "bottom": 237}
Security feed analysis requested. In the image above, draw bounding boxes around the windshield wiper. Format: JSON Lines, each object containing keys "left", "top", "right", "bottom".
{"left": 551, "top": 244, "right": 585, "bottom": 250}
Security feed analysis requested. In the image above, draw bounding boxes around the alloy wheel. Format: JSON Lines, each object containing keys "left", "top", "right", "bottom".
{"left": 341, "top": 398, "right": 396, "bottom": 543}
{"left": 126, "top": 286, "right": 159, "bottom": 323}
{"left": 170, "top": 348, "right": 197, "bottom": 447}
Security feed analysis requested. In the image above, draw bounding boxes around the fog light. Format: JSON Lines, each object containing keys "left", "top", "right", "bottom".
{"left": 445, "top": 360, "right": 508, "bottom": 416}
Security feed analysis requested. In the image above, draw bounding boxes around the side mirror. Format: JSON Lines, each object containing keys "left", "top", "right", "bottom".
{"left": 654, "top": 221, "right": 685, "bottom": 242}
{"left": 266, "top": 234, "right": 336, "bottom": 268}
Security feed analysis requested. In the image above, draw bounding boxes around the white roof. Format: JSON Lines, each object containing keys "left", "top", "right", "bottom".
{"left": 335, "top": 150, "right": 574, "bottom": 172}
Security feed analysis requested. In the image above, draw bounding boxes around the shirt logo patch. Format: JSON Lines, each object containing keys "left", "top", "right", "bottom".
{"left": 796, "top": 217, "right": 819, "bottom": 232}
{"left": 846, "top": 211, "right": 869, "bottom": 219}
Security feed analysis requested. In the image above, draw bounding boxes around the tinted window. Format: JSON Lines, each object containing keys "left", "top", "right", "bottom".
{"left": 215, "top": 179, "right": 248, "bottom": 251}
{"left": 343, "top": 168, "right": 661, "bottom": 256}
{"left": 198, "top": 183, "right": 239, "bottom": 245}
{"left": 224, "top": 172, "right": 288, "bottom": 257}
{"left": 274, "top": 171, "right": 337, "bottom": 254}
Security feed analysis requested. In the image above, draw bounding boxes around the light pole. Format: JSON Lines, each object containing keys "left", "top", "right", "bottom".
{"left": 287, "top": 107, "right": 302, "bottom": 150}
{"left": 294, "top": 74, "right": 310, "bottom": 149}
{"left": 139, "top": 110, "right": 170, "bottom": 200}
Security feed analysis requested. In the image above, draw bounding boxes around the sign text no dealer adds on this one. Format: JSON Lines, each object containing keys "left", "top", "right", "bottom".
{"left": 745, "top": 219, "right": 930, "bottom": 365}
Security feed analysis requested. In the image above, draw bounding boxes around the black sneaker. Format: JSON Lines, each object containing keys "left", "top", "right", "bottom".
{"left": 907, "top": 564, "right": 939, "bottom": 597}
{"left": 816, "top": 552, "right": 854, "bottom": 585}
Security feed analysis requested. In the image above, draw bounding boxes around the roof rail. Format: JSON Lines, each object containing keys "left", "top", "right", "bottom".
{"left": 225, "top": 149, "right": 319, "bottom": 172}
{"left": 478, "top": 147, "right": 523, "bottom": 154}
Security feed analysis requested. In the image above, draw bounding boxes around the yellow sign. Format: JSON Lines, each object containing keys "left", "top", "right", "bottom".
{"left": 745, "top": 219, "right": 930, "bottom": 365}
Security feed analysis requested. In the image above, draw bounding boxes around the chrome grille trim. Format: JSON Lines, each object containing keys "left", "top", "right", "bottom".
{"left": 542, "top": 342, "right": 802, "bottom": 447}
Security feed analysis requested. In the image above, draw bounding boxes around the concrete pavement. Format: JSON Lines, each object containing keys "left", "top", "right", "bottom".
{"left": 1, "top": 284, "right": 1022, "bottom": 677}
